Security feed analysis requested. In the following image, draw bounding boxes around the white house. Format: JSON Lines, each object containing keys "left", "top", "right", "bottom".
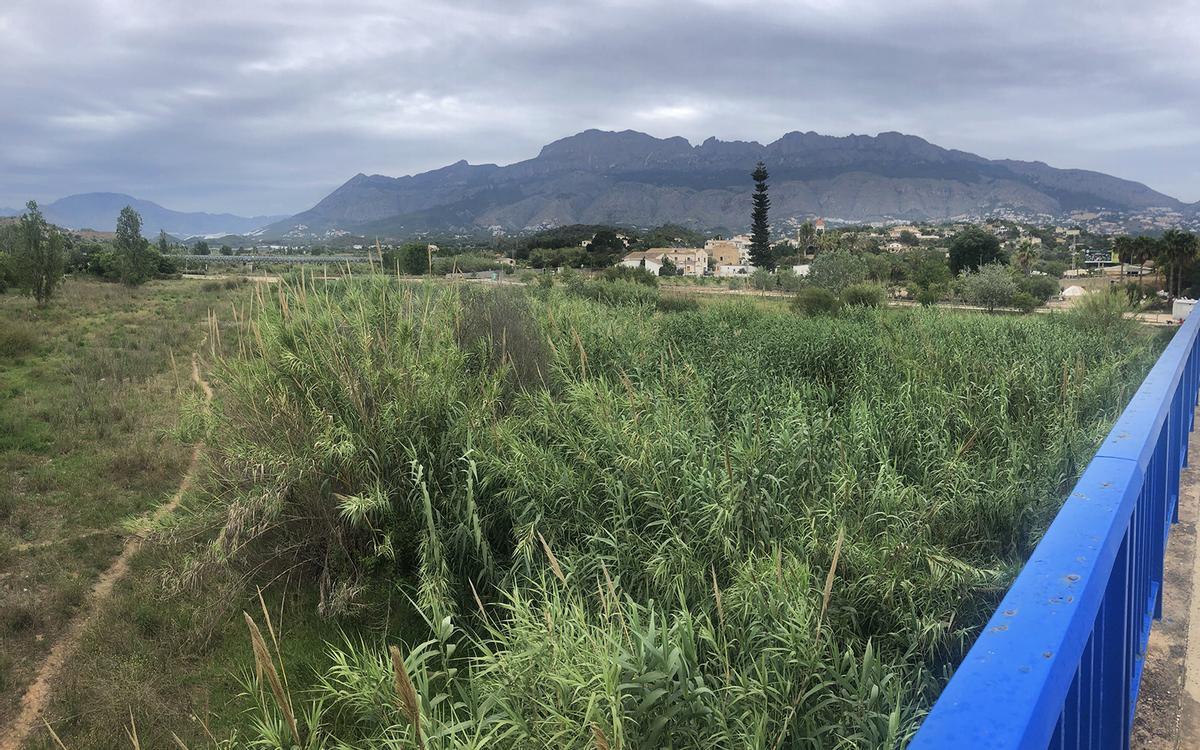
{"left": 620, "top": 248, "right": 708, "bottom": 276}
{"left": 619, "top": 251, "right": 665, "bottom": 275}
{"left": 716, "top": 264, "right": 753, "bottom": 277}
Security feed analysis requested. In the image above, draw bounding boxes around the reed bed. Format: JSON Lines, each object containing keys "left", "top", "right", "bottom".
{"left": 179, "top": 277, "right": 1162, "bottom": 748}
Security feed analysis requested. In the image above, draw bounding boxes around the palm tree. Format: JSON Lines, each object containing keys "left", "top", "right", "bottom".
{"left": 1014, "top": 241, "right": 1037, "bottom": 276}
{"left": 1131, "top": 235, "right": 1156, "bottom": 290}
{"left": 798, "top": 221, "right": 816, "bottom": 254}
{"left": 1160, "top": 230, "right": 1199, "bottom": 298}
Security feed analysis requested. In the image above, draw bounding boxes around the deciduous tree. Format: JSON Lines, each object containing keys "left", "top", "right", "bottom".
{"left": 948, "top": 227, "right": 1002, "bottom": 274}
{"left": 808, "top": 249, "right": 867, "bottom": 294}
{"left": 8, "top": 200, "right": 65, "bottom": 307}
{"left": 959, "top": 263, "right": 1018, "bottom": 312}
{"left": 114, "top": 206, "right": 158, "bottom": 286}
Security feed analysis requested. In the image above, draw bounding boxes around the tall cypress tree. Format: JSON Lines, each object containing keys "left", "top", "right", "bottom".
{"left": 749, "top": 161, "right": 773, "bottom": 270}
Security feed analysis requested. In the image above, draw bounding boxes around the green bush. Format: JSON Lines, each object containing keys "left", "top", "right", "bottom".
{"left": 1067, "top": 287, "right": 1136, "bottom": 332}
{"left": 433, "top": 253, "right": 505, "bottom": 275}
{"left": 602, "top": 265, "right": 659, "bottom": 287}
{"left": 808, "top": 249, "right": 868, "bottom": 294}
{"left": 88, "top": 250, "right": 121, "bottom": 281}
{"left": 915, "top": 285, "right": 945, "bottom": 306}
{"left": 567, "top": 278, "right": 659, "bottom": 307}
{"left": 1018, "top": 275, "right": 1060, "bottom": 303}
{"left": 791, "top": 286, "right": 841, "bottom": 316}
{"left": 156, "top": 251, "right": 178, "bottom": 275}
{"left": 959, "top": 263, "right": 1019, "bottom": 312}
{"left": 1010, "top": 291, "right": 1039, "bottom": 313}
{"left": 841, "top": 283, "right": 885, "bottom": 308}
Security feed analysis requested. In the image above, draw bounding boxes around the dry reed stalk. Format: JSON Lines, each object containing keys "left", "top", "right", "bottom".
{"left": 41, "top": 720, "right": 69, "bottom": 750}
{"left": 816, "top": 527, "right": 845, "bottom": 644}
{"left": 572, "top": 326, "right": 588, "bottom": 379}
{"left": 125, "top": 710, "right": 141, "bottom": 750}
{"left": 389, "top": 644, "right": 426, "bottom": 750}
{"left": 243, "top": 612, "right": 301, "bottom": 746}
{"left": 468, "top": 577, "right": 487, "bottom": 618}
{"left": 591, "top": 723, "right": 611, "bottom": 750}
{"left": 257, "top": 588, "right": 293, "bottom": 701}
{"left": 710, "top": 565, "right": 725, "bottom": 631}
{"left": 956, "top": 429, "right": 979, "bottom": 458}
{"left": 537, "top": 531, "right": 567, "bottom": 584}
{"left": 600, "top": 560, "right": 617, "bottom": 605}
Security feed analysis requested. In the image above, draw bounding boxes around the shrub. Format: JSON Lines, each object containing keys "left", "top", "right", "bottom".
{"left": 433, "top": 253, "right": 505, "bottom": 275}
{"left": 1018, "top": 275, "right": 1060, "bottom": 303}
{"left": 959, "top": 263, "right": 1019, "bottom": 312}
{"left": 1067, "top": 287, "right": 1136, "bottom": 332}
{"left": 749, "top": 267, "right": 774, "bottom": 290}
{"left": 790, "top": 286, "right": 841, "bottom": 316}
{"left": 0, "top": 320, "right": 38, "bottom": 358}
{"left": 567, "top": 278, "right": 659, "bottom": 307}
{"left": 0, "top": 253, "right": 11, "bottom": 294}
{"left": 776, "top": 268, "right": 805, "bottom": 292}
{"left": 1010, "top": 291, "right": 1039, "bottom": 313}
{"left": 915, "top": 285, "right": 944, "bottom": 307}
{"left": 157, "top": 252, "right": 178, "bottom": 275}
{"left": 455, "top": 286, "right": 551, "bottom": 393}
{"left": 601, "top": 265, "right": 659, "bottom": 287}
{"left": 88, "top": 250, "right": 121, "bottom": 281}
{"left": 841, "top": 283, "right": 885, "bottom": 308}
{"left": 808, "top": 249, "right": 868, "bottom": 294}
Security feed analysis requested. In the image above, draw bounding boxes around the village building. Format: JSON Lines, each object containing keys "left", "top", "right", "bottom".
{"left": 715, "top": 264, "right": 753, "bottom": 277}
{"left": 620, "top": 248, "right": 709, "bottom": 276}
{"left": 704, "top": 239, "right": 745, "bottom": 266}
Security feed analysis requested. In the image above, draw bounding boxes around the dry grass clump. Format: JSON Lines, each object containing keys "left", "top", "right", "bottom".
{"left": 0, "top": 318, "right": 38, "bottom": 358}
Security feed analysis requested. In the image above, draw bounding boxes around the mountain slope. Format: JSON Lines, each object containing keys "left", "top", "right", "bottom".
{"left": 31, "top": 193, "right": 285, "bottom": 237}
{"left": 268, "top": 128, "right": 1192, "bottom": 237}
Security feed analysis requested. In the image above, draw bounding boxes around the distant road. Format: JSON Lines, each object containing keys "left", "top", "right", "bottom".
{"left": 173, "top": 254, "right": 361, "bottom": 265}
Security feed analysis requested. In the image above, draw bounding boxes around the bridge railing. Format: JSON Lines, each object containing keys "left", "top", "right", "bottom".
{"left": 911, "top": 311, "right": 1200, "bottom": 750}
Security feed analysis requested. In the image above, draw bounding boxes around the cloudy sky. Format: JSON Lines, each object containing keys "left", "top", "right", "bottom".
{"left": 2, "top": 0, "right": 1198, "bottom": 216}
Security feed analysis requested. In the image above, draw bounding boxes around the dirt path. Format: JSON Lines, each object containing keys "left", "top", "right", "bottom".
{"left": 1, "top": 352, "right": 213, "bottom": 750}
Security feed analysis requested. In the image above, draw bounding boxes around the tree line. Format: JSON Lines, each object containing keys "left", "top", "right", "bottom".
{"left": 0, "top": 202, "right": 174, "bottom": 306}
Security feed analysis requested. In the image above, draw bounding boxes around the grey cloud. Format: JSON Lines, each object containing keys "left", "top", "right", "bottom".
{"left": 0, "top": 0, "right": 1197, "bottom": 216}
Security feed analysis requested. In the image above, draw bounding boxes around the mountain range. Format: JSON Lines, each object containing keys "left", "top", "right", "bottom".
{"left": 268, "top": 129, "right": 1196, "bottom": 238}
{"left": 0, "top": 193, "right": 285, "bottom": 237}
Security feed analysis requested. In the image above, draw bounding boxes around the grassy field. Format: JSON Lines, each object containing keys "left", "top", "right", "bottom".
{"left": 1, "top": 275, "right": 1169, "bottom": 748}
{"left": 0, "top": 277, "right": 325, "bottom": 748}
{"left": 7, "top": 278, "right": 420, "bottom": 750}
{"left": 167, "top": 277, "right": 1165, "bottom": 748}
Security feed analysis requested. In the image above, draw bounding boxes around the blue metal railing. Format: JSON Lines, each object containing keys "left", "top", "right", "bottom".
{"left": 912, "top": 311, "right": 1200, "bottom": 750}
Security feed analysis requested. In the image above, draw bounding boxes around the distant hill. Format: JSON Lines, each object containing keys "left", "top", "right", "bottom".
{"left": 266, "top": 129, "right": 1196, "bottom": 238}
{"left": 4, "top": 193, "right": 287, "bottom": 237}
